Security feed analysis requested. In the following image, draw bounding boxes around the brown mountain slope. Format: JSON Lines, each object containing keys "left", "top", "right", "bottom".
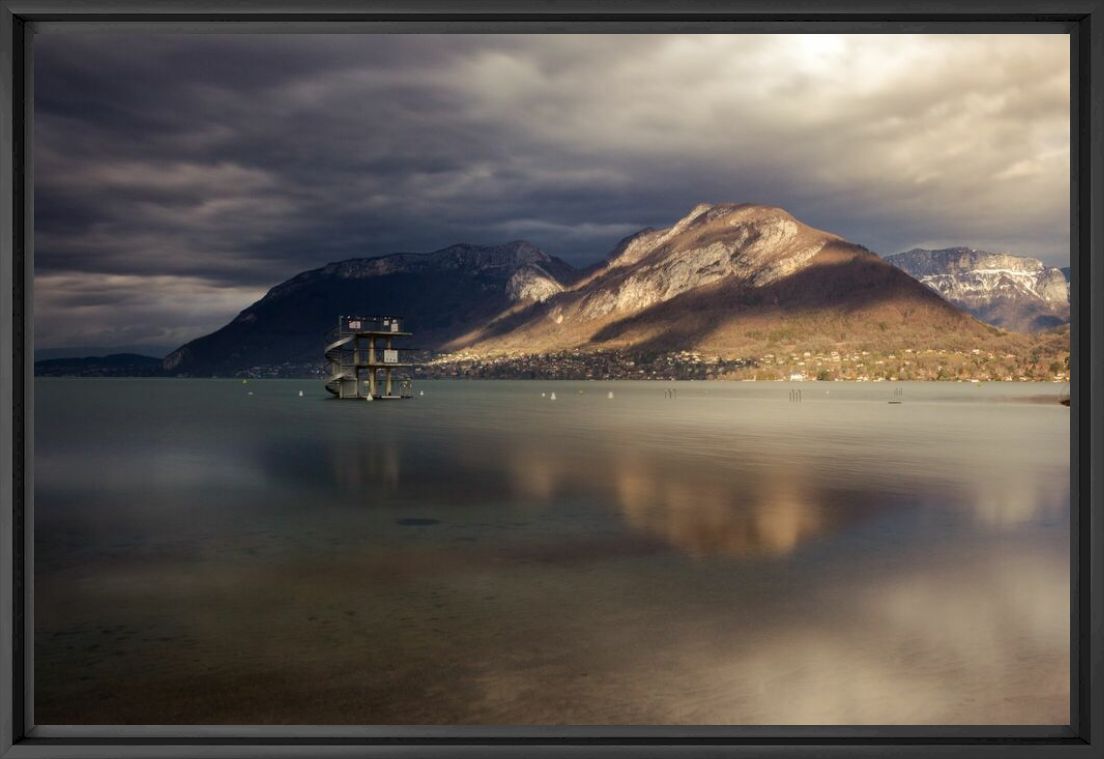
{"left": 448, "top": 204, "right": 998, "bottom": 358}
{"left": 588, "top": 242, "right": 994, "bottom": 355}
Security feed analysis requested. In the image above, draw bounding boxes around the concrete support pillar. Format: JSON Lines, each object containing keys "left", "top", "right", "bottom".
{"left": 385, "top": 336, "right": 394, "bottom": 397}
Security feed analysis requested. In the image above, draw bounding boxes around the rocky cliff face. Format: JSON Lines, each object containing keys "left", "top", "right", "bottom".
{"left": 885, "top": 248, "right": 1069, "bottom": 332}
{"left": 505, "top": 264, "right": 566, "bottom": 303}
{"left": 569, "top": 204, "right": 838, "bottom": 320}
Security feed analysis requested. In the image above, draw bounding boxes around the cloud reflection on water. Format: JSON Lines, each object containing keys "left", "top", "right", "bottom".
{"left": 304, "top": 408, "right": 1068, "bottom": 560}
{"left": 35, "top": 379, "right": 1069, "bottom": 723}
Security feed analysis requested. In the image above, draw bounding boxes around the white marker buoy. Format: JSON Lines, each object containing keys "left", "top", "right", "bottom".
{"left": 541, "top": 392, "right": 546, "bottom": 397}
{"left": 247, "top": 391, "right": 253, "bottom": 396}
{"left": 298, "top": 390, "right": 304, "bottom": 397}
{"left": 419, "top": 390, "right": 424, "bottom": 396}
{"left": 365, "top": 394, "right": 373, "bottom": 402}
{"left": 550, "top": 392, "right": 557, "bottom": 401}
{"left": 608, "top": 391, "right": 614, "bottom": 399}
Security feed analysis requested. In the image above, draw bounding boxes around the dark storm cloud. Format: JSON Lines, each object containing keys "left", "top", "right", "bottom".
{"left": 33, "top": 33, "right": 1070, "bottom": 349}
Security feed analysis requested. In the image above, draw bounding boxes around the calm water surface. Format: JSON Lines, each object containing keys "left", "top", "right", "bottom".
{"left": 35, "top": 379, "right": 1070, "bottom": 724}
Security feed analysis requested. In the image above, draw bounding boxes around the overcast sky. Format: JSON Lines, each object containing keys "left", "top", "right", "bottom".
{"left": 34, "top": 33, "right": 1069, "bottom": 352}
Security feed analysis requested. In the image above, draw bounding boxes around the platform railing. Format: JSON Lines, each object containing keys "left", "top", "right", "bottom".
{"left": 328, "top": 316, "right": 407, "bottom": 338}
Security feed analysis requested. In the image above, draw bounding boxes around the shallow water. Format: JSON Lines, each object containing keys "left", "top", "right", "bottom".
{"left": 34, "top": 378, "right": 1070, "bottom": 724}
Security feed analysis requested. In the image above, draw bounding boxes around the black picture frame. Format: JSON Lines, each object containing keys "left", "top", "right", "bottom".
{"left": 1, "top": 2, "right": 1100, "bottom": 757}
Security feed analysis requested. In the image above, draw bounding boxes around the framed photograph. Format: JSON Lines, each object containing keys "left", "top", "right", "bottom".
{"left": 1, "top": 1, "right": 1101, "bottom": 758}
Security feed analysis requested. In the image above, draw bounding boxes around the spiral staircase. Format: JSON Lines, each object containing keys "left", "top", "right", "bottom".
{"left": 324, "top": 330, "right": 357, "bottom": 398}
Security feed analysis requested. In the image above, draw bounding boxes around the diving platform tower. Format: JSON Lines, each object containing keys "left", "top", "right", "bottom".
{"left": 324, "top": 316, "right": 416, "bottom": 400}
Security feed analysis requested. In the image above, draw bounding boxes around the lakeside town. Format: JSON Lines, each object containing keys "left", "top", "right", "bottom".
{"left": 420, "top": 346, "right": 1071, "bottom": 383}
{"left": 106, "top": 344, "right": 1069, "bottom": 383}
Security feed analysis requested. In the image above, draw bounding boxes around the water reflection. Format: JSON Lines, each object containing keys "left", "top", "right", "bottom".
{"left": 311, "top": 433, "right": 1066, "bottom": 561}
{"left": 612, "top": 456, "right": 860, "bottom": 558}
{"left": 39, "top": 380, "right": 1068, "bottom": 563}
{"left": 330, "top": 441, "right": 402, "bottom": 492}
{"left": 34, "top": 504, "right": 1067, "bottom": 724}
{"left": 310, "top": 436, "right": 889, "bottom": 558}
{"left": 968, "top": 470, "right": 1068, "bottom": 529}
{"left": 34, "top": 379, "right": 1069, "bottom": 724}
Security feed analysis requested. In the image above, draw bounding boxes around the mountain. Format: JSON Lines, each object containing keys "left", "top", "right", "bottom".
{"left": 35, "top": 344, "right": 174, "bottom": 362}
{"left": 161, "top": 203, "right": 1068, "bottom": 380}
{"left": 885, "top": 248, "right": 1069, "bottom": 333}
{"left": 35, "top": 353, "right": 164, "bottom": 377}
{"left": 448, "top": 203, "right": 996, "bottom": 357}
{"left": 162, "top": 241, "right": 579, "bottom": 375}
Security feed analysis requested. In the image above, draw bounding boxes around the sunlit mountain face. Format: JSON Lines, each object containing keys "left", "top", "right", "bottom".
{"left": 887, "top": 248, "right": 1070, "bottom": 332}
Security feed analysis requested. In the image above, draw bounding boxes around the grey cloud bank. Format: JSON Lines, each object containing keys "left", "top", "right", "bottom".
{"left": 33, "top": 33, "right": 1069, "bottom": 349}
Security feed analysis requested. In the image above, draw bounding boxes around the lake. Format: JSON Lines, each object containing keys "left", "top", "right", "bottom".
{"left": 33, "top": 378, "right": 1070, "bottom": 725}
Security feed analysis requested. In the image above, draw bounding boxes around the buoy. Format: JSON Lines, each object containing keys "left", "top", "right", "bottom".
{"left": 247, "top": 391, "right": 253, "bottom": 396}
{"left": 419, "top": 390, "right": 424, "bottom": 396}
{"left": 608, "top": 391, "right": 614, "bottom": 399}
{"left": 550, "top": 392, "right": 557, "bottom": 401}
{"left": 365, "top": 394, "right": 373, "bottom": 402}
{"left": 298, "top": 390, "right": 303, "bottom": 397}
{"left": 541, "top": 392, "right": 546, "bottom": 397}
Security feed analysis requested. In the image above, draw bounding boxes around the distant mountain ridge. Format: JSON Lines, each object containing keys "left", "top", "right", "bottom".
{"left": 163, "top": 241, "right": 579, "bottom": 375}
{"left": 35, "top": 353, "right": 163, "bottom": 377}
{"left": 885, "top": 247, "right": 1069, "bottom": 333}
{"left": 35, "top": 345, "right": 174, "bottom": 361}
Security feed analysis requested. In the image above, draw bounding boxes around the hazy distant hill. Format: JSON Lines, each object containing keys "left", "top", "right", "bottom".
{"left": 163, "top": 241, "right": 579, "bottom": 376}
{"left": 885, "top": 248, "right": 1069, "bottom": 333}
{"left": 451, "top": 203, "right": 996, "bottom": 357}
{"left": 35, "top": 353, "right": 164, "bottom": 377}
{"left": 35, "top": 345, "right": 173, "bottom": 362}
